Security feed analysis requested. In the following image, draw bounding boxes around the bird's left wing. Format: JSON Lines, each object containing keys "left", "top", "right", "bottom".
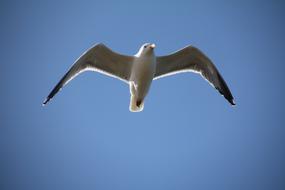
{"left": 154, "top": 45, "right": 235, "bottom": 105}
{"left": 43, "top": 43, "right": 133, "bottom": 105}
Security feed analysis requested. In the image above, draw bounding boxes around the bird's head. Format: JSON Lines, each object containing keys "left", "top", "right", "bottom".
{"left": 136, "top": 43, "right": 156, "bottom": 57}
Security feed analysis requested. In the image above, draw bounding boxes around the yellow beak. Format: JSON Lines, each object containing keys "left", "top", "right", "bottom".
{"left": 150, "top": 43, "right": 156, "bottom": 49}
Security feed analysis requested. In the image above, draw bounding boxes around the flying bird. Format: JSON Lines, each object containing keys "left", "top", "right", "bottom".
{"left": 43, "top": 43, "right": 235, "bottom": 112}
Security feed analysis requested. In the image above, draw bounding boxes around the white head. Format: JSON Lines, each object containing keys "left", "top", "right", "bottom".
{"left": 135, "top": 43, "right": 156, "bottom": 57}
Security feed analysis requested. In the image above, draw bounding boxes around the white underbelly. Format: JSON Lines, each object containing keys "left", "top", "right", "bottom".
{"left": 130, "top": 58, "right": 156, "bottom": 99}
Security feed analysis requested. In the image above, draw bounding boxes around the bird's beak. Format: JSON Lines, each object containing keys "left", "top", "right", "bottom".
{"left": 150, "top": 43, "right": 156, "bottom": 49}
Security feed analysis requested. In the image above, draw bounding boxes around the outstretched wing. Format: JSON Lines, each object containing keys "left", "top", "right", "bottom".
{"left": 43, "top": 43, "right": 133, "bottom": 105}
{"left": 154, "top": 45, "right": 235, "bottom": 105}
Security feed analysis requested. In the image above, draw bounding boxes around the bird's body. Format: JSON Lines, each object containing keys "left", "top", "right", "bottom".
{"left": 129, "top": 44, "right": 156, "bottom": 111}
{"left": 43, "top": 43, "right": 235, "bottom": 112}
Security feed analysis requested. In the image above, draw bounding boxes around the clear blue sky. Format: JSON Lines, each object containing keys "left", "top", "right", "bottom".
{"left": 1, "top": 0, "right": 285, "bottom": 190}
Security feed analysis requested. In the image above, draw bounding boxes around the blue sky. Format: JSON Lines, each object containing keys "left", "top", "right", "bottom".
{"left": 1, "top": 0, "right": 285, "bottom": 190}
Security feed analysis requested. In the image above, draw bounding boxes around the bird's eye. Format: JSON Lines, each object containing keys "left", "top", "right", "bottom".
{"left": 144, "top": 45, "right": 147, "bottom": 48}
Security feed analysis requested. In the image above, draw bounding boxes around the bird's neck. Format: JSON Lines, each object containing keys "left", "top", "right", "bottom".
{"left": 135, "top": 50, "right": 155, "bottom": 58}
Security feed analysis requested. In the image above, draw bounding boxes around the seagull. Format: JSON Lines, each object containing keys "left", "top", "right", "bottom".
{"left": 43, "top": 43, "right": 235, "bottom": 112}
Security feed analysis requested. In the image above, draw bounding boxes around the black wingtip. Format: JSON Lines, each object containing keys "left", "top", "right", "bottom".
{"left": 42, "top": 98, "right": 50, "bottom": 106}
{"left": 215, "top": 72, "right": 236, "bottom": 107}
{"left": 229, "top": 99, "right": 236, "bottom": 106}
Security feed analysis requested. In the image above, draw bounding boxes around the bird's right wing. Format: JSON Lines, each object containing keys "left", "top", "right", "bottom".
{"left": 154, "top": 45, "right": 235, "bottom": 105}
{"left": 43, "top": 43, "right": 133, "bottom": 105}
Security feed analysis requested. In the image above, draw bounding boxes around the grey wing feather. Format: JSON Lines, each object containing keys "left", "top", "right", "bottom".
{"left": 43, "top": 43, "right": 133, "bottom": 105}
{"left": 154, "top": 45, "right": 235, "bottom": 105}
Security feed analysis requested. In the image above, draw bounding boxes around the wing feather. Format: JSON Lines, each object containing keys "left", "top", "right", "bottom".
{"left": 43, "top": 43, "right": 133, "bottom": 105}
{"left": 155, "top": 46, "right": 235, "bottom": 105}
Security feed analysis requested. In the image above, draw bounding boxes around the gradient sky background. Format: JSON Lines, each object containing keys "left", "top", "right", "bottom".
{"left": 1, "top": 0, "right": 285, "bottom": 190}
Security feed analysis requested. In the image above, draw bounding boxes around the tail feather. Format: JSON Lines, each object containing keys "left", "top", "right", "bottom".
{"left": 129, "top": 95, "right": 144, "bottom": 112}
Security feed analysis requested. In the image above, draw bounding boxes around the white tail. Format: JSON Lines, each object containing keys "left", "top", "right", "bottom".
{"left": 129, "top": 95, "right": 144, "bottom": 112}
